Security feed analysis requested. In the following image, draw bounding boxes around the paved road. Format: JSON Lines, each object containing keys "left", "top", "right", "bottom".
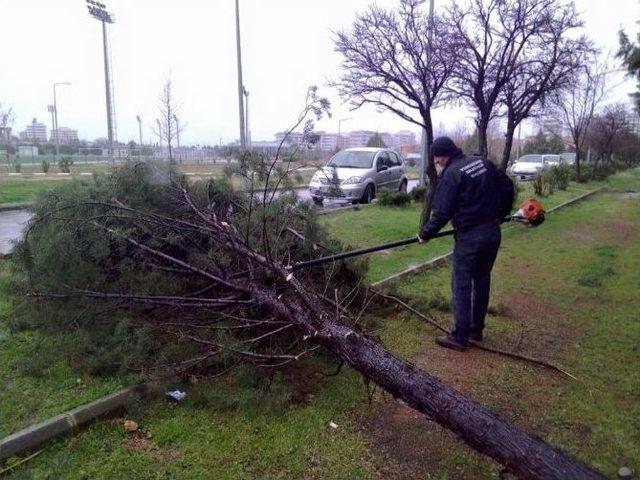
{"left": 0, "top": 180, "right": 423, "bottom": 251}
{"left": 0, "top": 210, "right": 32, "bottom": 255}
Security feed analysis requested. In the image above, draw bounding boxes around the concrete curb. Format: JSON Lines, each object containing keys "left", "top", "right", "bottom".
{"left": 0, "top": 203, "right": 33, "bottom": 212}
{"left": 0, "top": 384, "right": 152, "bottom": 463}
{"left": 370, "top": 187, "right": 603, "bottom": 287}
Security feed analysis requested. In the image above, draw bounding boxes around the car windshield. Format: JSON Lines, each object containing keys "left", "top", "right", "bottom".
{"left": 328, "top": 150, "right": 375, "bottom": 168}
{"left": 518, "top": 155, "right": 543, "bottom": 164}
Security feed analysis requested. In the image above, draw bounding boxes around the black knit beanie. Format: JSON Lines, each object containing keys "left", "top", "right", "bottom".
{"left": 431, "top": 136, "right": 460, "bottom": 157}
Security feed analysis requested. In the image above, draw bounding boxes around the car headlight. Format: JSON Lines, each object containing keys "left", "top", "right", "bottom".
{"left": 341, "top": 176, "right": 363, "bottom": 185}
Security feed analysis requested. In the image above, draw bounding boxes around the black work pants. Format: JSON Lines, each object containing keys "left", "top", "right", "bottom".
{"left": 450, "top": 221, "right": 501, "bottom": 344}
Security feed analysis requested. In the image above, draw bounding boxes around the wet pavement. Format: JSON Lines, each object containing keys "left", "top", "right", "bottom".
{"left": 0, "top": 209, "right": 32, "bottom": 255}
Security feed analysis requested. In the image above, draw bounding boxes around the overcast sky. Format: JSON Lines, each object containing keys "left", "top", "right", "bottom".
{"left": 1, "top": 0, "right": 638, "bottom": 145}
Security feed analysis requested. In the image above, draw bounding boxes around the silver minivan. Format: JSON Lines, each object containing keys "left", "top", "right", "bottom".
{"left": 309, "top": 147, "right": 408, "bottom": 205}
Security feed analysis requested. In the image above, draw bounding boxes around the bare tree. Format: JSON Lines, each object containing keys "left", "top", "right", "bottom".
{"left": 446, "top": 0, "right": 580, "bottom": 160}
{"left": 587, "top": 103, "right": 635, "bottom": 172}
{"left": 551, "top": 58, "right": 608, "bottom": 181}
{"left": 446, "top": 120, "right": 473, "bottom": 146}
{"left": 498, "top": 2, "right": 589, "bottom": 170}
{"left": 152, "top": 77, "right": 185, "bottom": 163}
{"left": 0, "top": 102, "right": 15, "bottom": 162}
{"left": 333, "top": 0, "right": 458, "bottom": 204}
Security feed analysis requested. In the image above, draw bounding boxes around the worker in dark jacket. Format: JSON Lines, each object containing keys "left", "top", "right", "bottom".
{"left": 418, "top": 136, "right": 514, "bottom": 351}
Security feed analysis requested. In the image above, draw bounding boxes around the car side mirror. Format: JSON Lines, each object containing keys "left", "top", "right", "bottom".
{"left": 378, "top": 165, "right": 388, "bottom": 172}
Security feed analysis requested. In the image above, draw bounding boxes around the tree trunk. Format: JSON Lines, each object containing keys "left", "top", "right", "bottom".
{"left": 313, "top": 319, "right": 607, "bottom": 480}
{"left": 420, "top": 111, "right": 437, "bottom": 229}
{"left": 575, "top": 148, "right": 582, "bottom": 182}
{"left": 501, "top": 122, "right": 516, "bottom": 172}
{"left": 477, "top": 116, "right": 490, "bottom": 158}
{"left": 260, "top": 269, "right": 607, "bottom": 480}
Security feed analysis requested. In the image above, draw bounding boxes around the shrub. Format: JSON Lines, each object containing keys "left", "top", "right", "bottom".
{"left": 546, "top": 164, "right": 571, "bottom": 191}
{"left": 13, "top": 162, "right": 21, "bottom": 173}
{"left": 533, "top": 170, "right": 554, "bottom": 196}
{"left": 377, "top": 187, "right": 411, "bottom": 206}
{"left": 410, "top": 184, "right": 428, "bottom": 202}
{"left": 58, "top": 156, "right": 72, "bottom": 173}
{"left": 41, "top": 159, "right": 50, "bottom": 173}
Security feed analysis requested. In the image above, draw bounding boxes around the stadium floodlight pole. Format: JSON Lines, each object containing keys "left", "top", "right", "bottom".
{"left": 86, "top": 0, "right": 115, "bottom": 163}
{"left": 235, "top": 0, "right": 246, "bottom": 148}
{"left": 53, "top": 82, "right": 70, "bottom": 157}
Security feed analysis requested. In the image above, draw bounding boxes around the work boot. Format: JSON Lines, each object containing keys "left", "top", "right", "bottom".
{"left": 436, "top": 335, "right": 468, "bottom": 352}
{"left": 469, "top": 330, "right": 483, "bottom": 342}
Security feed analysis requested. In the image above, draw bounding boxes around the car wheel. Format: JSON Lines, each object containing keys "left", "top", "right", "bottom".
{"left": 398, "top": 179, "right": 407, "bottom": 193}
{"left": 360, "top": 184, "right": 374, "bottom": 204}
{"left": 312, "top": 196, "right": 323, "bottom": 206}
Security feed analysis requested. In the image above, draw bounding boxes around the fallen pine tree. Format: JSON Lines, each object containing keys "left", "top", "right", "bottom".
{"left": 11, "top": 157, "right": 606, "bottom": 479}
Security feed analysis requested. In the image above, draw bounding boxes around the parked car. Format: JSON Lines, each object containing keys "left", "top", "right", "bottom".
{"left": 510, "top": 154, "right": 561, "bottom": 180}
{"left": 309, "top": 147, "right": 408, "bottom": 205}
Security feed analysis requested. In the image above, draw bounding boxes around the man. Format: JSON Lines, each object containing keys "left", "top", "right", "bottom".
{"left": 418, "top": 136, "right": 514, "bottom": 352}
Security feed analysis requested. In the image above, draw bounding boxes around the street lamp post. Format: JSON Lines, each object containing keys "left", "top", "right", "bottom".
{"left": 136, "top": 115, "right": 143, "bottom": 145}
{"left": 337, "top": 117, "right": 352, "bottom": 150}
{"left": 52, "top": 82, "right": 71, "bottom": 158}
{"left": 86, "top": 0, "right": 116, "bottom": 163}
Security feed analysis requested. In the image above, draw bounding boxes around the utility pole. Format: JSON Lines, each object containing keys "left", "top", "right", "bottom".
{"left": 87, "top": 0, "right": 116, "bottom": 163}
{"left": 235, "top": 0, "right": 246, "bottom": 148}
{"left": 243, "top": 87, "right": 251, "bottom": 148}
{"left": 52, "top": 82, "right": 70, "bottom": 158}
{"left": 418, "top": 0, "right": 435, "bottom": 187}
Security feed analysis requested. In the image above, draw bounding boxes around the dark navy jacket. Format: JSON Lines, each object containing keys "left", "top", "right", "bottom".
{"left": 420, "top": 152, "right": 514, "bottom": 239}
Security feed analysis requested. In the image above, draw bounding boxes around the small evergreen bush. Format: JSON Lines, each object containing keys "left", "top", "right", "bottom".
{"left": 13, "top": 161, "right": 21, "bottom": 173}
{"left": 410, "top": 184, "right": 428, "bottom": 202}
{"left": 377, "top": 187, "right": 411, "bottom": 207}
{"left": 41, "top": 159, "right": 50, "bottom": 173}
{"left": 58, "top": 156, "right": 72, "bottom": 173}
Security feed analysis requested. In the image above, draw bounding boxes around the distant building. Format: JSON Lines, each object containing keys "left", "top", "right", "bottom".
{"left": 19, "top": 118, "right": 47, "bottom": 142}
{"left": 347, "top": 130, "right": 375, "bottom": 148}
{"left": 50, "top": 127, "right": 78, "bottom": 144}
{"left": 316, "top": 132, "right": 340, "bottom": 152}
{"left": 18, "top": 145, "right": 39, "bottom": 157}
{"left": 393, "top": 130, "right": 417, "bottom": 149}
{"left": 274, "top": 131, "right": 305, "bottom": 145}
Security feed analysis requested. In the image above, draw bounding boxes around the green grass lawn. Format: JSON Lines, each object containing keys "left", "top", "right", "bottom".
{"left": 0, "top": 168, "right": 638, "bottom": 478}
{"left": 320, "top": 181, "right": 604, "bottom": 282}
{"left": 0, "top": 179, "right": 74, "bottom": 205}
